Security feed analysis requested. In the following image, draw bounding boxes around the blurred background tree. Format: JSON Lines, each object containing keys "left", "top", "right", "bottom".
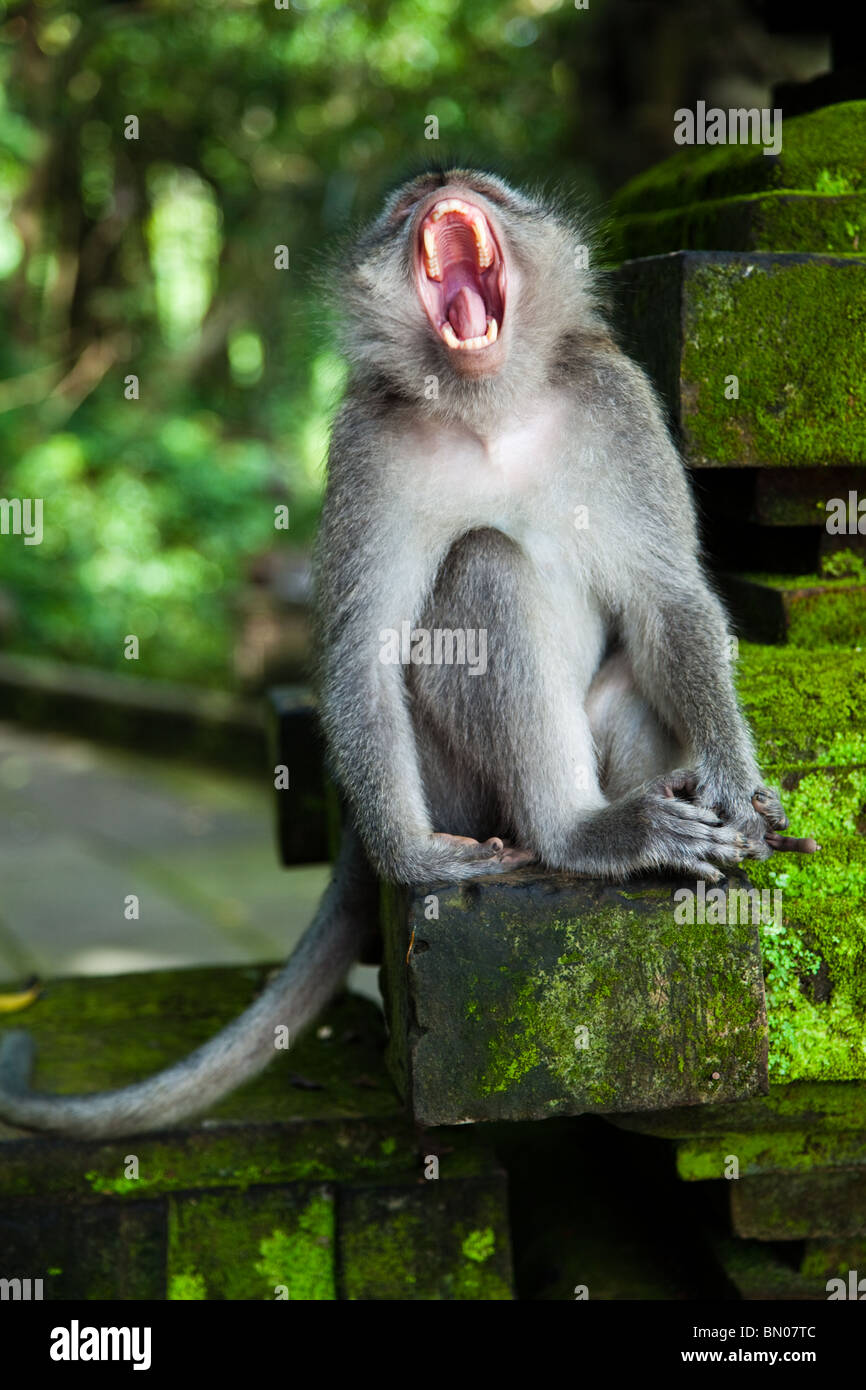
{"left": 0, "top": 0, "right": 826, "bottom": 688}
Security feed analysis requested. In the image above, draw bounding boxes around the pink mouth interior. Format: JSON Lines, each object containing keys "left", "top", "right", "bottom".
{"left": 417, "top": 201, "right": 505, "bottom": 348}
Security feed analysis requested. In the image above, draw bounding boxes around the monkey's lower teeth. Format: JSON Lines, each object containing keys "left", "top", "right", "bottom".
{"left": 440, "top": 318, "right": 498, "bottom": 350}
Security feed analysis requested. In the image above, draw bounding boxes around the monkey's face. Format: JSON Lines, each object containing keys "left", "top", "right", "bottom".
{"left": 342, "top": 168, "right": 597, "bottom": 411}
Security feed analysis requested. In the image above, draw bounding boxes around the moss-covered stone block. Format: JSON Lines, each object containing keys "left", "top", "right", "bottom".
{"left": 676, "top": 1129, "right": 866, "bottom": 1182}
{"left": 611, "top": 251, "right": 866, "bottom": 468}
{"left": 731, "top": 1169, "right": 866, "bottom": 1240}
{"left": 340, "top": 1179, "right": 513, "bottom": 1300}
{"left": 614, "top": 1080, "right": 866, "bottom": 1140}
{"left": 167, "top": 1185, "right": 337, "bottom": 1301}
{"left": 719, "top": 573, "right": 866, "bottom": 645}
{"left": 608, "top": 191, "right": 866, "bottom": 262}
{"left": 751, "top": 466, "right": 866, "bottom": 526}
{"left": 380, "top": 872, "right": 768, "bottom": 1126}
{"left": 611, "top": 101, "right": 866, "bottom": 216}
{"left": 0, "top": 967, "right": 515, "bottom": 1299}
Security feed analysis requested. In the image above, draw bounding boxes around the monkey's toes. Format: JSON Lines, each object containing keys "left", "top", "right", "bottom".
{"left": 752, "top": 787, "right": 789, "bottom": 831}
{"left": 766, "top": 831, "right": 820, "bottom": 855}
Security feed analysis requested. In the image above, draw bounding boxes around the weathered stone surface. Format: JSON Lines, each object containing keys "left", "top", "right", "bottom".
{"left": 718, "top": 572, "right": 866, "bottom": 645}
{"left": 611, "top": 251, "right": 866, "bottom": 468}
{"left": 731, "top": 1169, "right": 866, "bottom": 1240}
{"left": 611, "top": 101, "right": 866, "bottom": 216}
{"left": 339, "top": 1178, "right": 513, "bottom": 1300}
{"left": 380, "top": 872, "right": 768, "bottom": 1127}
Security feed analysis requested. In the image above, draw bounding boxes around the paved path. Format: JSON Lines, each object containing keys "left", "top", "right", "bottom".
{"left": 0, "top": 722, "right": 379, "bottom": 1002}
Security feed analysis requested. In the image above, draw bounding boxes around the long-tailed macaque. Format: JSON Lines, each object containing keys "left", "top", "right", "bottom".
{"left": 0, "top": 169, "right": 815, "bottom": 1138}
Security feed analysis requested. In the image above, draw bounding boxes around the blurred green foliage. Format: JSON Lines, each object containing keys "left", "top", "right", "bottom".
{"left": 0, "top": 0, "right": 597, "bottom": 685}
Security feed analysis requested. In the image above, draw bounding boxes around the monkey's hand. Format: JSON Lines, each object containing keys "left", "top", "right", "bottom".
{"left": 687, "top": 771, "right": 819, "bottom": 860}
{"left": 391, "top": 832, "right": 537, "bottom": 884}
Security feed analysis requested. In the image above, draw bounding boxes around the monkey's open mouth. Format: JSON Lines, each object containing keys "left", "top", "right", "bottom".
{"left": 417, "top": 198, "right": 505, "bottom": 351}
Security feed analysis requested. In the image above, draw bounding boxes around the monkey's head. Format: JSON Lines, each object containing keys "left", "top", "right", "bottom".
{"left": 339, "top": 169, "right": 603, "bottom": 420}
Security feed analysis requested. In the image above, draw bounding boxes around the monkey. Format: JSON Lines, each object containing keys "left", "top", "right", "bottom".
{"left": 0, "top": 168, "right": 816, "bottom": 1139}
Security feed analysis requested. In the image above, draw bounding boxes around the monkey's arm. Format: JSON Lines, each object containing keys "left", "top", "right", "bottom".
{"left": 619, "top": 564, "right": 810, "bottom": 856}
{"left": 313, "top": 422, "right": 519, "bottom": 883}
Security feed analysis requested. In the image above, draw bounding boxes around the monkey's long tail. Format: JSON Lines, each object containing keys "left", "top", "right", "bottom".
{"left": 0, "top": 830, "right": 373, "bottom": 1139}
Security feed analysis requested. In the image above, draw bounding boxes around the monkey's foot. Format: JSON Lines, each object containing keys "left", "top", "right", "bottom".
{"left": 429, "top": 832, "right": 536, "bottom": 877}
{"left": 752, "top": 788, "right": 819, "bottom": 855}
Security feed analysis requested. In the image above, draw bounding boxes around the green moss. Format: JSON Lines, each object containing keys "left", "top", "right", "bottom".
{"left": 677, "top": 1129, "right": 866, "bottom": 1181}
{"left": 607, "top": 191, "right": 866, "bottom": 262}
{"left": 340, "top": 1191, "right": 512, "bottom": 1300}
{"left": 612, "top": 101, "right": 866, "bottom": 215}
{"left": 461, "top": 1227, "right": 495, "bottom": 1263}
{"left": 728, "top": 572, "right": 866, "bottom": 648}
{"left": 737, "top": 644, "right": 866, "bottom": 767}
{"left": 167, "top": 1186, "right": 337, "bottom": 1301}
{"left": 253, "top": 1204, "right": 335, "bottom": 1300}
{"left": 475, "top": 900, "right": 763, "bottom": 1106}
{"left": 679, "top": 256, "right": 866, "bottom": 467}
{"left": 84, "top": 1169, "right": 159, "bottom": 1197}
{"left": 737, "top": 756, "right": 866, "bottom": 1083}
{"left": 168, "top": 1269, "right": 207, "bottom": 1300}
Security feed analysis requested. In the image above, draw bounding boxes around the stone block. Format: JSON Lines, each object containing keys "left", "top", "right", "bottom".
{"left": 380, "top": 872, "right": 768, "bottom": 1127}
{"left": 611, "top": 251, "right": 866, "bottom": 469}
{"left": 731, "top": 1169, "right": 866, "bottom": 1240}
{"left": 611, "top": 101, "right": 866, "bottom": 216}
{"left": 718, "top": 572, "right": 866, "bottom": 645}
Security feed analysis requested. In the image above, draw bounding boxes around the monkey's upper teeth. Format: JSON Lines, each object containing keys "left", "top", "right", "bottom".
{"left": 440, "top": 317, "right": 498, "bottom": 351}
{"left": 425, "top": 199, "right": 494, "bottom": 274}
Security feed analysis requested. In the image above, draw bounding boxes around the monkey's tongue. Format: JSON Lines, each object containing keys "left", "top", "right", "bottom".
{"left": 447, "top": 286, "right": 488, "bottom": 341}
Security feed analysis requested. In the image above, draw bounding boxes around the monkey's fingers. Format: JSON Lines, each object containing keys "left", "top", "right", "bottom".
{"left": 0, "top": 977, "right": 41, "bottom": 1015}
{"left": 765, "top": 832, "right": 820, "bottom": 855}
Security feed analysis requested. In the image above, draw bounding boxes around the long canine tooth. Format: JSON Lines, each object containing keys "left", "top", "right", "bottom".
{"left": 470, "top": 214, "right": 493, "bottom": 269}
{"left": 423, "top": 226, "right": 442, "bottom": 280}
{"left": 440, "top": 322, "right": 462, "bottom": 348}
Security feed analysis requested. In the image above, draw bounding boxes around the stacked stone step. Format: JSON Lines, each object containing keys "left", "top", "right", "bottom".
{"left": 605, "top": 100, "right": 866, "bottom": 1298}
{"left": 0, "top": 967, "right": 513, "bottom": 1300}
